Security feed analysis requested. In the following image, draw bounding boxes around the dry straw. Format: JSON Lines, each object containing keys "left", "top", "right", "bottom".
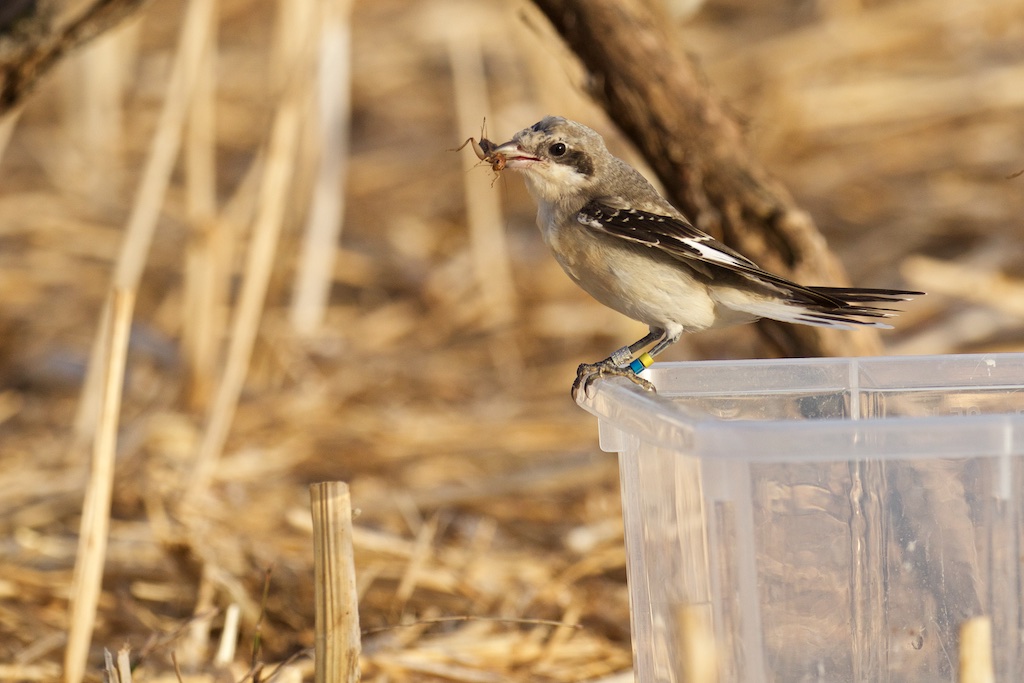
{"left": 187, "top": 0, "right": 318, "bottom": 496}
{"left": 181, "top": 0, "right": 222, "bottom": 409}
{"left": 64, "top": 288, "right": 135, "bottom": 683}
{"left": 74, "top": 0, "right": 218, "bottom": 442}
{"left": 290, "top": 0, "right": 356, "bottom": 335}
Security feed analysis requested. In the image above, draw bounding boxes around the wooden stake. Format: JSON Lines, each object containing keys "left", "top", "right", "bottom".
{"left": 64, "top": 288, "right": 136, "bottom": 683}
{"left": 310, "top": 482, "right": 361, "bottom": 683}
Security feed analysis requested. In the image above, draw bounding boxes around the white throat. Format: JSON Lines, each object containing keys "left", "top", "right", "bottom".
{"left": 520, "top": 162, "right": 591, "bottom": 205}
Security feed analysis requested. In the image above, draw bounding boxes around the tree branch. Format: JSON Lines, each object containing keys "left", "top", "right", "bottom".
{"left": 0, "top": 0, "right": 149, "bottom": 116}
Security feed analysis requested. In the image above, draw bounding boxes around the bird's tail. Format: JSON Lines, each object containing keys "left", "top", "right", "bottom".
{"left": 784, "top": 286, "right": 923, "bottom": 329}
{"left": 729, "top": 285, "right": 922, "bottom": 330}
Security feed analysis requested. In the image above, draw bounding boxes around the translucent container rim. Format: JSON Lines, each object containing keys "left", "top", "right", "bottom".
{"left": 576, "top": 353, "right": 1024, "bottom": 463}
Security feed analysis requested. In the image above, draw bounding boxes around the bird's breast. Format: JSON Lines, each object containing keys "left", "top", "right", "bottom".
{"left": 539, "top": 218, "right": 719, "bottom": 331}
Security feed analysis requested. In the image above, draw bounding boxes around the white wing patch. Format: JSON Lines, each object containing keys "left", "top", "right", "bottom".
{"left": 684, "top": 238, "right": 749, "bottom": 269}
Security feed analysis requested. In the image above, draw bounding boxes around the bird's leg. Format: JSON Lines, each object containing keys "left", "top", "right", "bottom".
{"left": 573, "top": 328, "right": 665, "bottom": 399}
{"left": 610, "top": 328, "right": 663, "bottom": 366}
{"left": 644, "top": 328, "right": 682, "bottom": 358}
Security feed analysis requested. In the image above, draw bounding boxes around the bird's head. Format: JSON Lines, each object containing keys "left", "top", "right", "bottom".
{"left": 490, "top": 116, "right": 608, "bottom": 204}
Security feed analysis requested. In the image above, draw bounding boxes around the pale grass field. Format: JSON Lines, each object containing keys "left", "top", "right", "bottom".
{"left": 1, "top": 0, "right": 1022, "bottom": 680}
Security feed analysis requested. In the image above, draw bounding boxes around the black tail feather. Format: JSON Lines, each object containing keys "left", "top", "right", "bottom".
{"left": 782, "top": 286, "right": 923, "bottom": 329}
{"left": 807, "top": 286, "right": 924, "bottom": 303}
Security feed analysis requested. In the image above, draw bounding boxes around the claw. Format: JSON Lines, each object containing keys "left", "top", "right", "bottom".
{"left": 571, "top": 361, "right": 656, "bottom": 400}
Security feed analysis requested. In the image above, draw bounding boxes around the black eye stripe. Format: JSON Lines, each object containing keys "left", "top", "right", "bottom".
{"left": 558, "top": 149, "right": 593, "bottom": 177}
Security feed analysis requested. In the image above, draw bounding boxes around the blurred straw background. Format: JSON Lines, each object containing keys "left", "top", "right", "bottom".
{"left": 1, "top": 0, "right": 1022, "bottom": 680}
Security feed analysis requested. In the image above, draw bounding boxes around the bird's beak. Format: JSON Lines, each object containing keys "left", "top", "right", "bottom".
{"left": 490, "top": 140, "right": 541, "bottom": 170}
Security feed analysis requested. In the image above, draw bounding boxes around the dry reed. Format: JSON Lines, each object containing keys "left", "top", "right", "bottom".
{"left": 64, "top": 288, "right": 135, "bottom": 683}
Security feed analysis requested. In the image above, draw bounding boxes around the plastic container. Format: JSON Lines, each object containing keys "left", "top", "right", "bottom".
{"left": 577, "top": 354, "right": 1024, "bottom": 683}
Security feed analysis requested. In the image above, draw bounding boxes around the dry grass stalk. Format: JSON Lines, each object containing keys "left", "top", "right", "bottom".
{"left": 64, "top": 287, "right": 136, "bottom": 683}
{"left": 0, "top": 107, "right": 22, "bottom": 167}
{"left": 793, "top": 64, "right": 1024, "bottom": 133}
{"left": 958, "top": 616, "right": 994, "bottom": 683}
{"left": 63, "top": 20, "right": 133, "bottom": 202}
{"left": 310, "top": 482, "right": 361, "bottom": 683}
{"left": 103, "top": 649, "right": 116, "bottom": 681}
{"left": 394, "top": 514, "right": 440, "bottom": 609}
{"left": 890, "top": 312, "right": 995, "bottom": 357}
{"left": 186, "top": 0, "right": 317, "bottom": 495}
{"left": 179, "top": 568, "right": 218, "bottom": 671}
{"left": 902, "top": 255, "right": 1024, "bottom": 318}
{"left": 289, "top": 0, "right": 356, "bottom": 336}
{"left": 214, "top": 603, "right": 242, "bottom": 668}
{"left": 711, "top": 0, "right": 1005, "bottom": 81}
{"left": 74, "top": 0, "right": 218, "bottom": 441}
{"left": 447, "top": 29, "right": 518, "bottom": 329}
{"left": 182, "top": 0, "right": 222, "bottom": 409}
{"left": 0, "top": 663, "right": 62, "bottom": 681}
{"left": 272, "top": 0, "right": 307, "bottom": 87}
{"left": 677, "top": 604, "right": 718, "bottom": 683}
{"left": 117, "top": 645, "right": 132, "bottom": 683}
{"left": 584, "top": 673, "right": 634, "bottom": 683}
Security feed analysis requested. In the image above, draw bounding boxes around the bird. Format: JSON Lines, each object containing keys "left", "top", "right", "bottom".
{"left": 475, "top": 116, "right": 921, "bottom": 397}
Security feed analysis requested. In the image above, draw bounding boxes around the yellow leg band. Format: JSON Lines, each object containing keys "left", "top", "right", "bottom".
{"left": 629, "top": 353, "right": 654, "bottom": 374}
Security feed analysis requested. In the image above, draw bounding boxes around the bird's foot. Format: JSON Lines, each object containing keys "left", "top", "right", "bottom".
{"left": 572, "top": 360, "right": 656, "bottom": 400}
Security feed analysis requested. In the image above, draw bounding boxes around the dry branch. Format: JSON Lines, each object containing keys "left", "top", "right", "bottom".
{"left": 529, "top": 0, "right": 884, "bottom": 356}
{"left": 0, "top": 0, "right": 149, "bottom": 116}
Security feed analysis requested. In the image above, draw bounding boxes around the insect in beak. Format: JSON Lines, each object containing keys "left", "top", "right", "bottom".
{"left": 454, "top": 136, "right": 507, "bottom": 172}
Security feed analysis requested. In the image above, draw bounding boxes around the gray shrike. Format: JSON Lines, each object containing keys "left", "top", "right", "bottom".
{"left": 471, "top": 116, "right": 920, "bottom": 397}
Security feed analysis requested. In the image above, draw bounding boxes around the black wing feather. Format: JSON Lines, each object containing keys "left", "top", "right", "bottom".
{"left": 576, "top": 200, "right": 921, "bottom": 323}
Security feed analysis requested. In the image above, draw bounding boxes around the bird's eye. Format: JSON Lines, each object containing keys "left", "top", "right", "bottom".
{"left": 549, "top": 142, "right": 567, "bottom": 157}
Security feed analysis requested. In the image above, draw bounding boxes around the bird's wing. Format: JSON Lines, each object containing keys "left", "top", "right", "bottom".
{"left": 577, "top": 199, "right": 807, "bottom": 291}
{"left": 576, "top": 199, "right": 915, "bottom": 324}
